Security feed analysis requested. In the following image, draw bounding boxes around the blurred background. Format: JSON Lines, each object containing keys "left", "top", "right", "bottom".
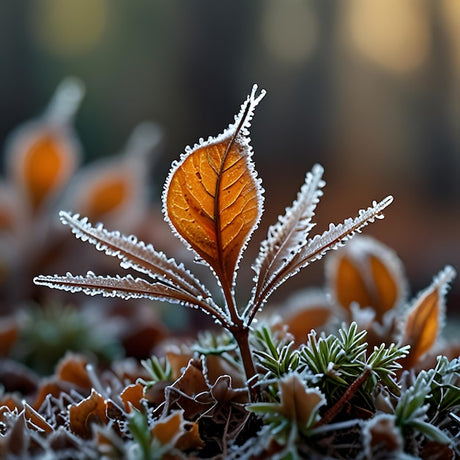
{"left": 0, "top": 0, "right": 458, "bottom": 317}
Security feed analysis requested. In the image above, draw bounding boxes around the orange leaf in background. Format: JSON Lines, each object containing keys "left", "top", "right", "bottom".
{"left": 165, "top": 86, "right": 265, "bottom": 294}
{"left": 56, "top": 354, "right": 92, "bottom": 390}
{"left": 0, "top": 318, "right": 18, "bottom": 357}
{"left": 6, "top": 78, "right": 83, "bottom": 213}
{"left": 400, "top": 265, "right": 455, "bottom": 369}
{"left": 24, "top": 403, "right": 53, "bottom": 434}
{"left": 120, "top": 382, "right": 144, "bottom": 412}
{"left": 69, "top": 389, "right": 108, "bottom": 438}
{"left": 328, "top": 236, "right": 406, "bottom": 322}
{"left": 19, "top": 132, "right": 74, "bottom": 210}
{"left": 70, "top": 123, "right": 160, "bottom": 223}
{"left": 369, "top": 254, "right": 400, "bottom": 317}
{"left": 82, "top": 172, "right": 129, "bottom": 220}
{"left": 33, "top": 381, "right": 67, "bottom": 410}
{"left": 285, "top": 305, "right": 334, "bottom": 347}
{"left": 279, "top": 289, "right": 335, "bottom": 346}
{"left": 334, "top": 255, "right": 370, "bottom": 310}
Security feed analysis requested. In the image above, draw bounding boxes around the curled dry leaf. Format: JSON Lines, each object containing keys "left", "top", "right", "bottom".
{"left": 120, "top": 382, "right": 144, "bottom": 412}
{"left": 23, "top": 403, "right": 53, "bottom": 434}
{"left": 362, "top": 413, "right": 404, "bottom": 458}
{"left": 69, "top": 389, "right": 108, "bottom": 439}
{"left": 56, "top": 354, "right": 93, "bottom": 390}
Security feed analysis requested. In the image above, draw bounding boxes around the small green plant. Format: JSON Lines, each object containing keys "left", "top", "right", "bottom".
{"left": 34, "top": 86, "right": 393, "bottom": 402}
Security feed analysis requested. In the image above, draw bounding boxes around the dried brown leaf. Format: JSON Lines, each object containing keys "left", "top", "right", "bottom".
{"left": 69, "top": 389, "right": 108, "bottom": 438}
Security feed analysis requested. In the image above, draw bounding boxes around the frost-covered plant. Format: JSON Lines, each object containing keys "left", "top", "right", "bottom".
{"left": 34, "top": 85, "right": 393, "bottom": 401}
{"left": 0, "top": 77, "right": 161, "bottom": 308}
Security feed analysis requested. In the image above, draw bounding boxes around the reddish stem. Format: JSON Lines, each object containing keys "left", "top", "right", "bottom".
{"left": 231, "top": 326, "right": 260, "bottom": 402}
{"left": 316, "top": 367, "right": 371, "bottom": 427}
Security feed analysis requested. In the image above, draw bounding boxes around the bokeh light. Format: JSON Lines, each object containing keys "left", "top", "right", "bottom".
{"left": 29, "top": 0, "right": 108, "bottom": 57}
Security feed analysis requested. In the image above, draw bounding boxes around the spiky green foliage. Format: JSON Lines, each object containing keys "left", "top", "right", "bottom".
{"left": 138, "top": 355, "right": 172, "bottom": 389}
{"left": 252, "top": 325, "right": 300, "bottom": 379}
{"left": 395, "top": 356, "right": 460, "bottom": 446}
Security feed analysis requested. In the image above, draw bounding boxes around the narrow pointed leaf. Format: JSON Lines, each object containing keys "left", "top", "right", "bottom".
{"left": 400, "top": 265, "right": 456, "bottom": 368}
{"left": 164, "top": 85, "right": 265, "bottom": 296}
{"left": 33, "top": 272, "right": 225, "bottom": 320}
{"left": 251, "top": 164, "right": 325, "bottom": 311}
{"left": 59, "top": 211, "right": 211, "bottom": 300}
{"left": 247, "top": 196, "right": 393, "bottom": 324}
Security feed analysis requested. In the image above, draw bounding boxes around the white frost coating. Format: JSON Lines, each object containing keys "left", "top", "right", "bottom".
{"left": 249, "top": 164, "right": 325, "bottom": 317}
{"left": 433, "top": 264, "right": 456, "bottom": 294}
{"left": 245, "top": 195, "right": 394, "bottom": 325}
{"left": 33, "top": 272, "right": 229, "bottom": 322}
{"left": 58, "top": 210, "right": 213, "bottom": 302}
{"left": 162, "top": 85, "right": 266, "bottom": 296}
{"left": 45, "top": 77, "right": 85, "bottom": 126}
{"left": 398, "top": 264, "right": 456, "bottom": 345}
{"left": 292, "top": 195, "right": 394, "bottom": 274}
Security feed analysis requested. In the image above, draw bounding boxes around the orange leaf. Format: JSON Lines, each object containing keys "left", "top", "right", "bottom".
{"left": 24, "top": 403, "right": 53, "bottom": 434}
{"left": 285, "top": 305, "right": 334, "bottom": 347}
{"left": 175, "top": 421, "right": 204, "bottom": 451}
{"left": 56, "top": 354, "right": 92, "bottom": 390}
{"left": 279, "top": 289, "right": 336, "bottom": 346}
{"left": 151, "top": 411, "right": 183, "bottom": 445}
{"left": 165, "top": 86, "right": 265, "bottom": 294}
{"left": 327, "top": 236, "right": 406, "bottom": 322}
{"left": 69, "top": 389, "right": 108, "bottom": 438}
{"left": 6, "top": 79, "right": 83, "bottom": 212}
{"left": 80, "top": 170, "right": 130, "bottom": 220}
{"left": 120, "top": 383, "right": 144, "bottom": 412}
{"left": 0, "top": 317, "right": 18, "bottom": 357}
{"left": 333, "top": 255, "right": 370, "bottom": 311}
{"left": 69, "top": 123, "right": 160, "bottom": 224}
{"left": 400, "top": 266, "right": 455, "bottom": 368}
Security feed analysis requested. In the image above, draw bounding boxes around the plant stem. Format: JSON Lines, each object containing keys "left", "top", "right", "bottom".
{"left": 316, "top": 367, "right": 371, "bottom": 427}
{"left": 231, "top": 326, "right": 260, "bottom": 402}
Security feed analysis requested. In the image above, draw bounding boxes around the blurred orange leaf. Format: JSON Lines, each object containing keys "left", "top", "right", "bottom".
{"left": 120, "top": 383, "right": 144, "bottom": 412}
{"left": 56, "top": 354, "right": 92, "bottom": 390}
{"left": 82, "top": 171, "right": 129, "bottom": 220}
{"left": 24, "top": 403, "right": 53, "bottom": 434}
{"left": 0, "top": 318, "right": 18, "bottom": 357}
{"left": 285, "top": 304, "right": 334, "bottom": 346}
{"left": 328, "top": 236, "right": 406, "bottom": 322}
{"left": 400, "top": 266, "right": 455, "bottom": 368}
